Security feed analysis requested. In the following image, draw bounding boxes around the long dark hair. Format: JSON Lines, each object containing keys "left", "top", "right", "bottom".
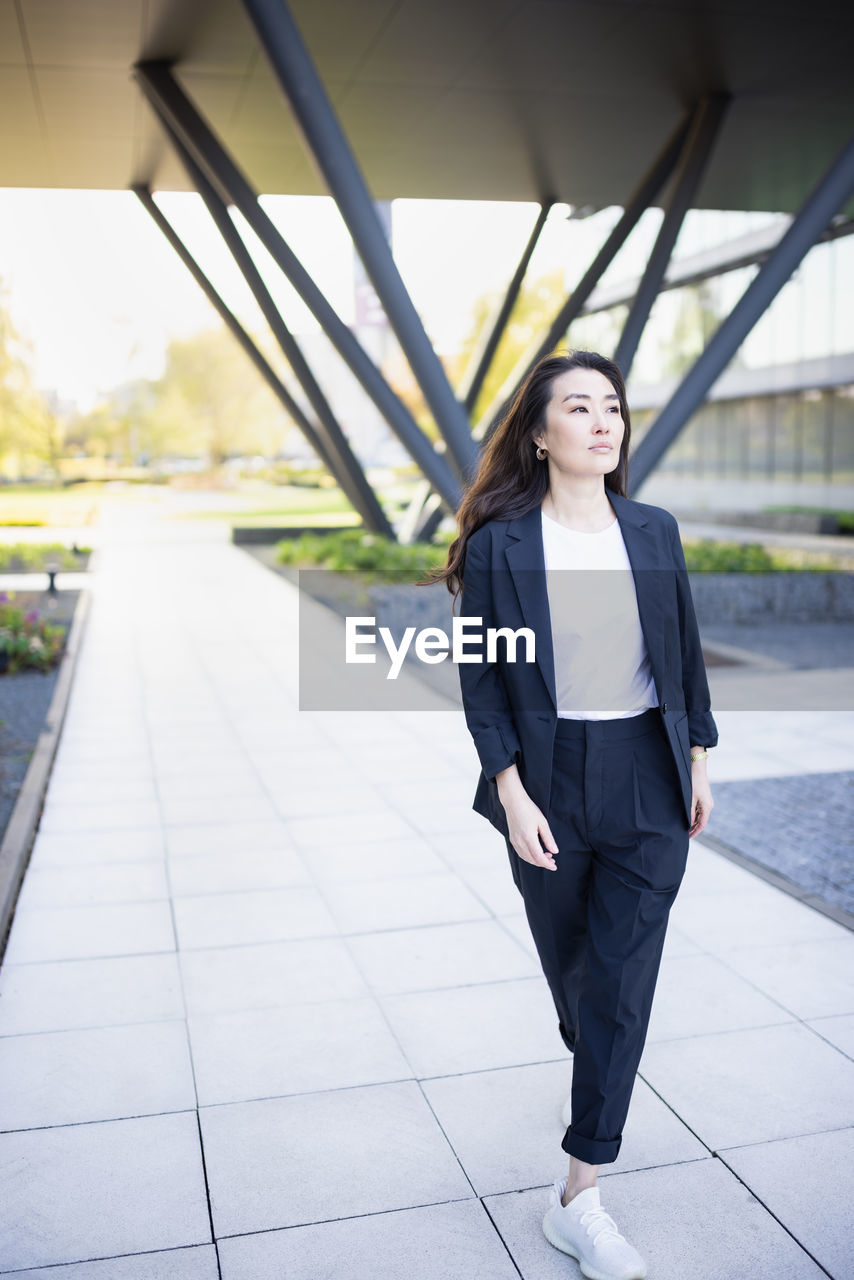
{"left": 426, "top": 350, "right": 631, "bottom": 600}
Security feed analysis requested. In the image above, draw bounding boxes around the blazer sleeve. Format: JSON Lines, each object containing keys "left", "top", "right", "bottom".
{"left": 456, "top": 532, "right": 522, "bottom": 780}
{"left": 667, "top": 516, "right": 719, "bottom": 750}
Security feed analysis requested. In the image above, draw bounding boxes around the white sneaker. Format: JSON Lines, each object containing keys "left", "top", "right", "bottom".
{"left": 542, "top": 1178, "right": 647, "bottom": 1280}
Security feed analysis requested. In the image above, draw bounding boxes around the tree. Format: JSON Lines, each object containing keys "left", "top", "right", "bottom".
{"left": 0, "top": 280, "right": 57, "bottom": 478}
{"left": 452, "top": 269, "right": 571, "bottom": 421}
{"left": 146, "top": 327, "right": 292, "bottom": 465}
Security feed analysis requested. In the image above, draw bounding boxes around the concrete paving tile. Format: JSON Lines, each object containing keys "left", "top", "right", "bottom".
{"left": 669, "top": 881, "right": 849, "bottom": 949}
{"left": 677, "top": 843, "right": 773, "bottom": 896}
{"left": 52, "top": 742, "right": 151, "bottom": 767}
{"left": 299, "top": 835, "right": 447, "bottom": 883}
{"left": 159, "top": 794, "right": 281, "bottom": 827}
{"left": 42, "top": 777, "right": 159, "bottom": 806}
{"left": 347, "top": 920, "right": 540, "bottom": 995}
{"left": 646, "top": 952, "right": 794, "bottom": 1043}
{"left": 720, "top": 937, "right": 854, "bottom": 1019}
{"left": 484, "top": 1156, "right": 825, "bottom": 1280}
{"left": 0, "top": 1112, "right": 211, "bottom": 1272}
{"left": 14, "top": 860, "right": 169, "bottom": 910}
{"left": 155, "top": 772, "right": 264, "bottom": 801}
{"left": 165, "top": 820, "right": 290, "bottom": 857}
{"left": 457, "top": 865, "right": 532, "bottom": 915}
{"left": 150, "top": 751, "right": 257, "bottom": 779}
{"left": 0, "top": 954, "right": 184, "bottom": 1036}
{"left": 217, "top": 1198, "right": 518, "bottom": 1280}
{"left": 36, "top": 801, "right": 162, "bottom": 834}
{"left": 807, "top": 1012, "right": 854, "bottom": 1059}
{"left": 496, "top": 914, "right": 537, "bottom": 957}
{"left": 405, "top": 804, "right": 489, "bottom": 837}
{"left": 351, "top": 742, "right": 464, "bottom": 783}
{"left": 3, "top": 901, "right": 176, "bottom": 964}
{"left": 167, "top": 848, "right": 309, "bottom": 896}
{"left": 721, "top": 1127, "right": 854, "bottom": 1280}
{"left": 640, "top": 1022, "right": 854, "bottom": 1149}
{"left": 270, "top": 783, "right": 392, "bottom": 820}
{"left": 28, "top": 828, "right": 165, "bottom": 868}
{"left": 287, "top": 810, "right": 419, "bottom": 848}
{"left": 319, "top": 871, "right": 488, "bottom": 932}
{"left": 0, "top": 1021, "right": 195, "bottom": 1130}
{"left": 199, "top": 1081, "right": 474, "bottom": 1237}
{"left": 178, "top": 936, "right": 369, "bottom": 1017}
{"left": 190, "top": 996, "right": 412, "bottom": 1105}
{"left": 173, "top": 886, "right": 337, "bottom": 949}
{"left": 427, "top": 826, "right": 512, "bottom": 870}
{"left": 376, "top": 779, "right": 478, "bottom": 812}
{"left": 660, "top": 925, "right": 704, "bottom": 958}
{"left": 422, "top": 1063, "right": 707, "bottom": 1197}
{"left": 0, "top": 1243, "right": 219, "bottom": 1278}
{"left": 380, "top": 978, "right": 561, "bottom": 1077}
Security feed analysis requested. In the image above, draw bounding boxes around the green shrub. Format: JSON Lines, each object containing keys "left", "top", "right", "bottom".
{"left": 0, "top": 593, "right": 66, "bottom": 674}
{"left": 682, "top": 539, "right": 836, "bottom": 571}
{"left": 275, "top": 528, "right": 453, "bottom": 580}
{"left": 0, "top": 543, "right": 91, "bottom": 572}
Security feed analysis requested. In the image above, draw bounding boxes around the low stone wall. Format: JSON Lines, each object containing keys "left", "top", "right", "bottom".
{"left": 368, "top": 572, "right": 854, "bottom": 640}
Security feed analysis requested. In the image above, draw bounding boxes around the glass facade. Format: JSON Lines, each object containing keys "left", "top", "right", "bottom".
{"left": 565, "top": 210, "right": 854, "bottom": 488}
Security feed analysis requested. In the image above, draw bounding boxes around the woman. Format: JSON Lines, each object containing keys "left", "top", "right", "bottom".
{"left": 431, "top": 351, "right": 716, "bottom": 1280}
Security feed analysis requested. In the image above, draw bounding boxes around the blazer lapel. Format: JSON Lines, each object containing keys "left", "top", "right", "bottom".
{"left": 505, "top": 493, "right": 667, "bottom": 714}
{"left": 505, "top": 505, "right": 557, "bottom": 710}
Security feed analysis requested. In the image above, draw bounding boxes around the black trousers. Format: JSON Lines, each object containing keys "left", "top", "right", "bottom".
{"left": 505, "top": 706, "right": 690, "bottom": 1166}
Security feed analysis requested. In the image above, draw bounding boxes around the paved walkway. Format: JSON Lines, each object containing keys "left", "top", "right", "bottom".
{"left": 1, "top": 505, "right": 853, "bottom": 1279}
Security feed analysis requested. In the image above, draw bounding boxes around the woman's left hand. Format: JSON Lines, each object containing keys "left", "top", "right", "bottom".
{"left": 689, "top": 763, "right": 714, "bottom": 838}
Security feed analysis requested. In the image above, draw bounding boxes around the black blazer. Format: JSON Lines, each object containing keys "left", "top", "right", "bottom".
{"left": 457, "top": 491, "right": 718, "bottom": 836}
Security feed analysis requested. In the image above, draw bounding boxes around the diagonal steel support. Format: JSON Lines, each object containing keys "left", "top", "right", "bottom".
{"left": 475, "top": 108, "right": 694, "bottom": 442}
{"left": 239, "top": 0, "right": 478, "bottom": 482}
{"left": 613, "top": 94, "right": 730, "bottom": 380}
{"left": 133, "top": 60, "right": 463, "bottom": 513}
{"left": 157, "top": 118, "right": 393, "bottom": 537}
{"left": 133, "top": 185, "right": 342, "bottom": 484}
{"left": 629, "top": 126, "right": 854, "bottom": 493}
{"left": 457, "top": 200, "right": 554, "bottom": 415}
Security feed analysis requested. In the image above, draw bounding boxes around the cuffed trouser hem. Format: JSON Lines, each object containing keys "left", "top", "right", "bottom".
{"left": 561, "top": 1128, "right": 622, "bottom": 1165}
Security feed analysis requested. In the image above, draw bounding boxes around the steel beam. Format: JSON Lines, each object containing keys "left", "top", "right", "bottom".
{"left": 458, "top": 200, "right": 554, "bottom": 414}
{"left": 132, "top": 184, "right": 339, "bottom": 480}
{"left": 629, "top": 126, "right": 854, "bottom": 492}
{"left": 475, "top": 109, "right": 694, "bottom": 442}
{"left": 613, "top": 95, "right": 729, "bottom": 379}
{"left": 133, "top": 60, "right": 463, "bottom": 513}
{"left": 158, "top": 119, "right": 393, "bottom": 537}
{"left": 239, "top": 0, "right": 478, "bottom": 482}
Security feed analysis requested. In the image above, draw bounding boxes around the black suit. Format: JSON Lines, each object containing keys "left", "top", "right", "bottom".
{"left": 457, "top": 490, "right": 718, "bottom": 835}
{"left": 455, "top": 491, "right": 719, "bottom": 1166}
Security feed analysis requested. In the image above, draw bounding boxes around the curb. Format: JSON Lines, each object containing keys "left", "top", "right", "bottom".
{"left": 697, "top": 829, "right": 854, "bottom": 933}
{"left": 0, "top": 579, "right": 92, "bottom": 961}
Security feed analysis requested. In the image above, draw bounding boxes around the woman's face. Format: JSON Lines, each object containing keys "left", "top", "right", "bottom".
{"left": 534, "top": 367, "right": 624, "bottom": 479}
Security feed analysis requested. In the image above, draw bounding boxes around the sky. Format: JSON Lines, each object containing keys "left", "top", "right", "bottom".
{"left": 0, "top": 188, "right": 587, "bottom": 413}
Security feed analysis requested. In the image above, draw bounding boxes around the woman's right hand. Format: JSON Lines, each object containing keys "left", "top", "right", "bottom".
{"left": 496, "top": 765, "right": 559, "bottom": 871}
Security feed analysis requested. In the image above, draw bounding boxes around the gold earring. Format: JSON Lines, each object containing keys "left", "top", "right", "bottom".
{"left": 536, "top": 445, "right": 547, "bottom": 460}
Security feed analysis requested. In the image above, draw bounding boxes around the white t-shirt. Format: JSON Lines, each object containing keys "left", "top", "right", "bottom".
{"left": 541, "top": 509, "right": 658, "bottom": 719}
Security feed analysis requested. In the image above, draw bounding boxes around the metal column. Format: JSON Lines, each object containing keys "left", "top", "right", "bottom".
{"left": 613, "top": 94, "right": 730, "bottom": 379}
{"left": 475, "top": 109, "right": 693, "bottom": 441}
{"left": 159, "top": 121, "right": 393, "bottom": 537}
{"left": 133, "top": 60, "right": 463, "bottom": 514}
{"left": 132, "top": 185, "right": 338, "bottom": 483}
{"left": 458, "top": 200, "right": 554, "bottom": 414}
{"left": 629, "top": 126, "right": 854, "bottom": 491}
{"left": 240, "top": 0, "right": 478, "bottom": 482}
